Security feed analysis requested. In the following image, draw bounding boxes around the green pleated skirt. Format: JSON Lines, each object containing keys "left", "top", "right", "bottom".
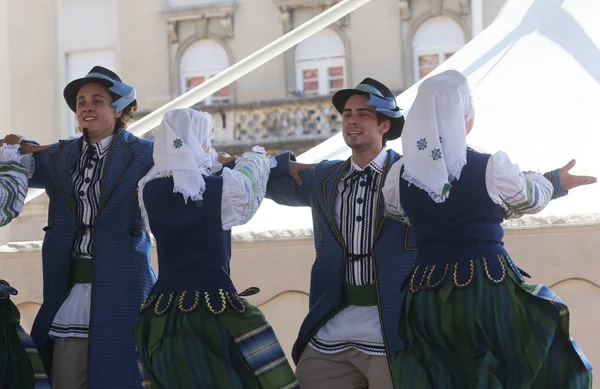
{"left": 392, "top": 256, "right": 593, "bottom": 389}
{"left": 135, "top": 290, "right": 299, "bottom": 389}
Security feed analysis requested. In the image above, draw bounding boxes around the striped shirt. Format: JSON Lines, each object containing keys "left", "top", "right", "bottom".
{"left": 340, "top": 163, "right": 382, "bottom": 285}
{"left": 72, "top": 136, "right": 113, "bottom": 258}
{"left": 0, "top": 144, "right": 33, "bottom": 226}
{"left": 309, "top": 148, "right": 388, "bottom": 356}
{"left": 49, "top": 135, "right": 114, "bottom": 338}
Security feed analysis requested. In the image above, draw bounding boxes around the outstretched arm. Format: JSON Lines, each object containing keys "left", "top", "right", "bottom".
{"left": 221, "top": 147, "right": 272, "bottom": 230}
{"left": 486, "top": 151, "right": 555, "bottom": 219}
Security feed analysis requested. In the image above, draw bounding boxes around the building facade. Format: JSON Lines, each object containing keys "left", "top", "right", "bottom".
{"left": 0, "top": 0, "right": 506, "bottom": 239}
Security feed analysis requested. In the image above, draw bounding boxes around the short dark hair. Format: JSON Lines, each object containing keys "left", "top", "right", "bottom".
{"left": 377, "top": 112, "right": 391, "bottom": 147}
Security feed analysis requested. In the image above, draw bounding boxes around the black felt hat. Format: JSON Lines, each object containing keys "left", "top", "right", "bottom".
{"left": 63, "top": 66, "right": 137, "bottom": 113}
{"left": 332, "top": 78, "right": 404, "bottom": 140}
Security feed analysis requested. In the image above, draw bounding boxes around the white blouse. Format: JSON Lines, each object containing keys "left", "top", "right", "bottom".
{"left": 382, "top": 150, "right": 554, "bottom": 224}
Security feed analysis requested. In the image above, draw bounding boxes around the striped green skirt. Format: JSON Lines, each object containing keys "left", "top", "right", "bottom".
{"left": 392, "top": 255, "right": 593, "bottom": 389}
{"left": 135, "top": 290, "right": 299, "bottom": 389}
{"left": 0, "top": 282, "right": 50, "bottom": 389}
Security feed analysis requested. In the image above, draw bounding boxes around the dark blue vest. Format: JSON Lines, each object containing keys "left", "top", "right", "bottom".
{"left": 142, "top": 176, "right": 235, "bottom": 295}
{"left": 400, "top": 150, "right": 508, "bottom": 266}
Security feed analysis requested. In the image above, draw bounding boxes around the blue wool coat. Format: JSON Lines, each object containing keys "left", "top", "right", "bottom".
{"left": 29, "top": 128, "right": 156, "bottom": 389}
{"left": 266, "top": 150, "right": 418, "bottom": 370}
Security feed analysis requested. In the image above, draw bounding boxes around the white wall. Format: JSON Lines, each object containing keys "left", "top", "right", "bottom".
{"left": 55, "top": 0, "right": 120, "bottom": 138}
{"left": 0, "top": 1, "right": 11, "bottom": 135}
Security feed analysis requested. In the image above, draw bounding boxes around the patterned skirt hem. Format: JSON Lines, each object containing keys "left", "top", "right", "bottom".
{"left": 393, "top": 257, "right": 593, "bottom": 389}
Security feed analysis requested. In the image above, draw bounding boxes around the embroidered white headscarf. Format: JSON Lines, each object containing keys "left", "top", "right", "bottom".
{"left": 401, "top": 70, "right": 474, "bottom": 203}
{"left": 138, "top": 108, "right": 222, "bottom": 227}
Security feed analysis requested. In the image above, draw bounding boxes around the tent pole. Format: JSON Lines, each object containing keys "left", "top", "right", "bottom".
{"left": 471, "top": 0, "right": 483, "bottom": 37}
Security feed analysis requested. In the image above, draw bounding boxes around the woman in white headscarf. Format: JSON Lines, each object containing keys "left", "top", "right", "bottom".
{"left": 382, "top": 70, "right": 594, "bottom": 388}
{"left": 134, "top": 108, "right": 299, "bottom": 389}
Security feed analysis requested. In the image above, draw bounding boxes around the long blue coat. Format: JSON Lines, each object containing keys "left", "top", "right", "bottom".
{"left": 267, "top": 150, "right": 418, "bottom": 371}
{"left": 29, "top": 128, "right": 156, "bottom": 388}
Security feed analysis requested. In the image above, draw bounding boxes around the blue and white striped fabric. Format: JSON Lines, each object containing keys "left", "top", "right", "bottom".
{"left": 0, "top": 158, "right": 30, "bottom": 227}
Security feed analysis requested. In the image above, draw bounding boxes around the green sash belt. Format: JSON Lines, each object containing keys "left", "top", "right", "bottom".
{"left": 72, "top": 257, "right": 93, "bottom": 285}
{"left": 342, "top": 284, "right": 378, "bottom": 306}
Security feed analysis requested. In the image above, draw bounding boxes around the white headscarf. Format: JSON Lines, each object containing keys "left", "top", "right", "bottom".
{"left": 401, "top": 70, "right": 474, "bottom": 203}
{"left": 138, "top": 108, "right": 222, "bottom": 227}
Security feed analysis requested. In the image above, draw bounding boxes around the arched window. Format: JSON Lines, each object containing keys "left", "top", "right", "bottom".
{"left": 295, "top": 29, "right": 346, "bottom": 96}
{"left": 413, "top": 16, "right": 466, "bottom": 80}
{"left": 180, "top": 39, "right": 231, "bottom": 104}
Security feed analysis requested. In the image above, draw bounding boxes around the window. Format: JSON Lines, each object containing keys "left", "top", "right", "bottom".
{"left": 66, "top": 50, "right": 116, "bottom": 137}
{"left": 413, "top": 16, "right": 465, "bottom": 80}
{"left": 295, "top": 29, "right": 346, "bottom": 96}
{"left": 180, "top": 39, "right": 231, "bottom": 104}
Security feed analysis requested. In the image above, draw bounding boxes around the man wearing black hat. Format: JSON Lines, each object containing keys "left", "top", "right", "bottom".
{"left": 266, "top": 78, "right": 415, "bottom": 388}
{"left": 13, "top": 66, "right": 156, "bottom": 389}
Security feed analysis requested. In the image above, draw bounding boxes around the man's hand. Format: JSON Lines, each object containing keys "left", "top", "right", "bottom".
{"left": 559, "top": 159, "right": 597, "bottom": 191}
{"left": 19, "top": 142, "right": 51, "bottom": 154}
{"left": 0, "top": 134, "right": 22, "bottom": 146}
{"left": 290, "top": 161, "right": 316, "bottom": 186}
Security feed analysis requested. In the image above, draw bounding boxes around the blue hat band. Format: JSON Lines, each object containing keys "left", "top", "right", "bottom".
{"left": 84, "top": 72, "right": 136, "bottom": 114}
{"left": 355, "top": 83, "right": 385, "bottom": 98}
{"left": 365, "top": 94, "right": 403, "bottom": 119}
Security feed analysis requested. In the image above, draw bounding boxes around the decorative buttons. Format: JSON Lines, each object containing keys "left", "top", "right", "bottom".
{"left": 356, "top": 198, "right": 363, "bottom": 204}
{"left": 78, "top": 190, "right": 84, "bottom": 197}
{"left": 356, "top": 215, "right": 363, "bottom": 222}
{"left": 84, "top": 178, "right": 91, "bottom": 183}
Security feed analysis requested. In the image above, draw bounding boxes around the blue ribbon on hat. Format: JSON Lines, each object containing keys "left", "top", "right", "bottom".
{"left": 366, "top": 94, "right": 403, "bottom": 119}
{"left": 86, "top": 72, "right": 137, "bottom": 114}
{"left": 355, "top": 83, "right": 385, "bottom": 98}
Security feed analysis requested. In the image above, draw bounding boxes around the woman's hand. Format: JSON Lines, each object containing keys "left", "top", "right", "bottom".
{"left": 558, "top": 159, "right": 597, "bottom": 191}
{"left": 217, "top": 151, "right": 237, "bottom": 166}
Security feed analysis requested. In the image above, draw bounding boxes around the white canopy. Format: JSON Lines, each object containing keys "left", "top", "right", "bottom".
{"left": 234, "top": 0, "right": 600, "bottom": 241}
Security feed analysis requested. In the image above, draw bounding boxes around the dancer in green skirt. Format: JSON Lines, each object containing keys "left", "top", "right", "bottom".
{"left": 135, "top": 109, "right": 298, "bottom": 389}
{"left": 0, "top": 134, "right": 51, "bottom": 388}
{"left": 382, "top": 70, "right": 595, "bottom": 388}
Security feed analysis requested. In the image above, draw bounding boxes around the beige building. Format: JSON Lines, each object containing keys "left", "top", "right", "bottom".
{"left": 1, "top": 0, "right": 506, "bottom": 145}
{"left": 0, "top": 0, "right": 506, "bottom": 242}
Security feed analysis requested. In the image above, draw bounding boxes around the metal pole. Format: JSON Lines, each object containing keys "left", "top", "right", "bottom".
{"left": 24, "top": 0, "right": 371, "bottom": 203}
{"left": 471, "top": 0, "right": 483, "bottom": 37}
